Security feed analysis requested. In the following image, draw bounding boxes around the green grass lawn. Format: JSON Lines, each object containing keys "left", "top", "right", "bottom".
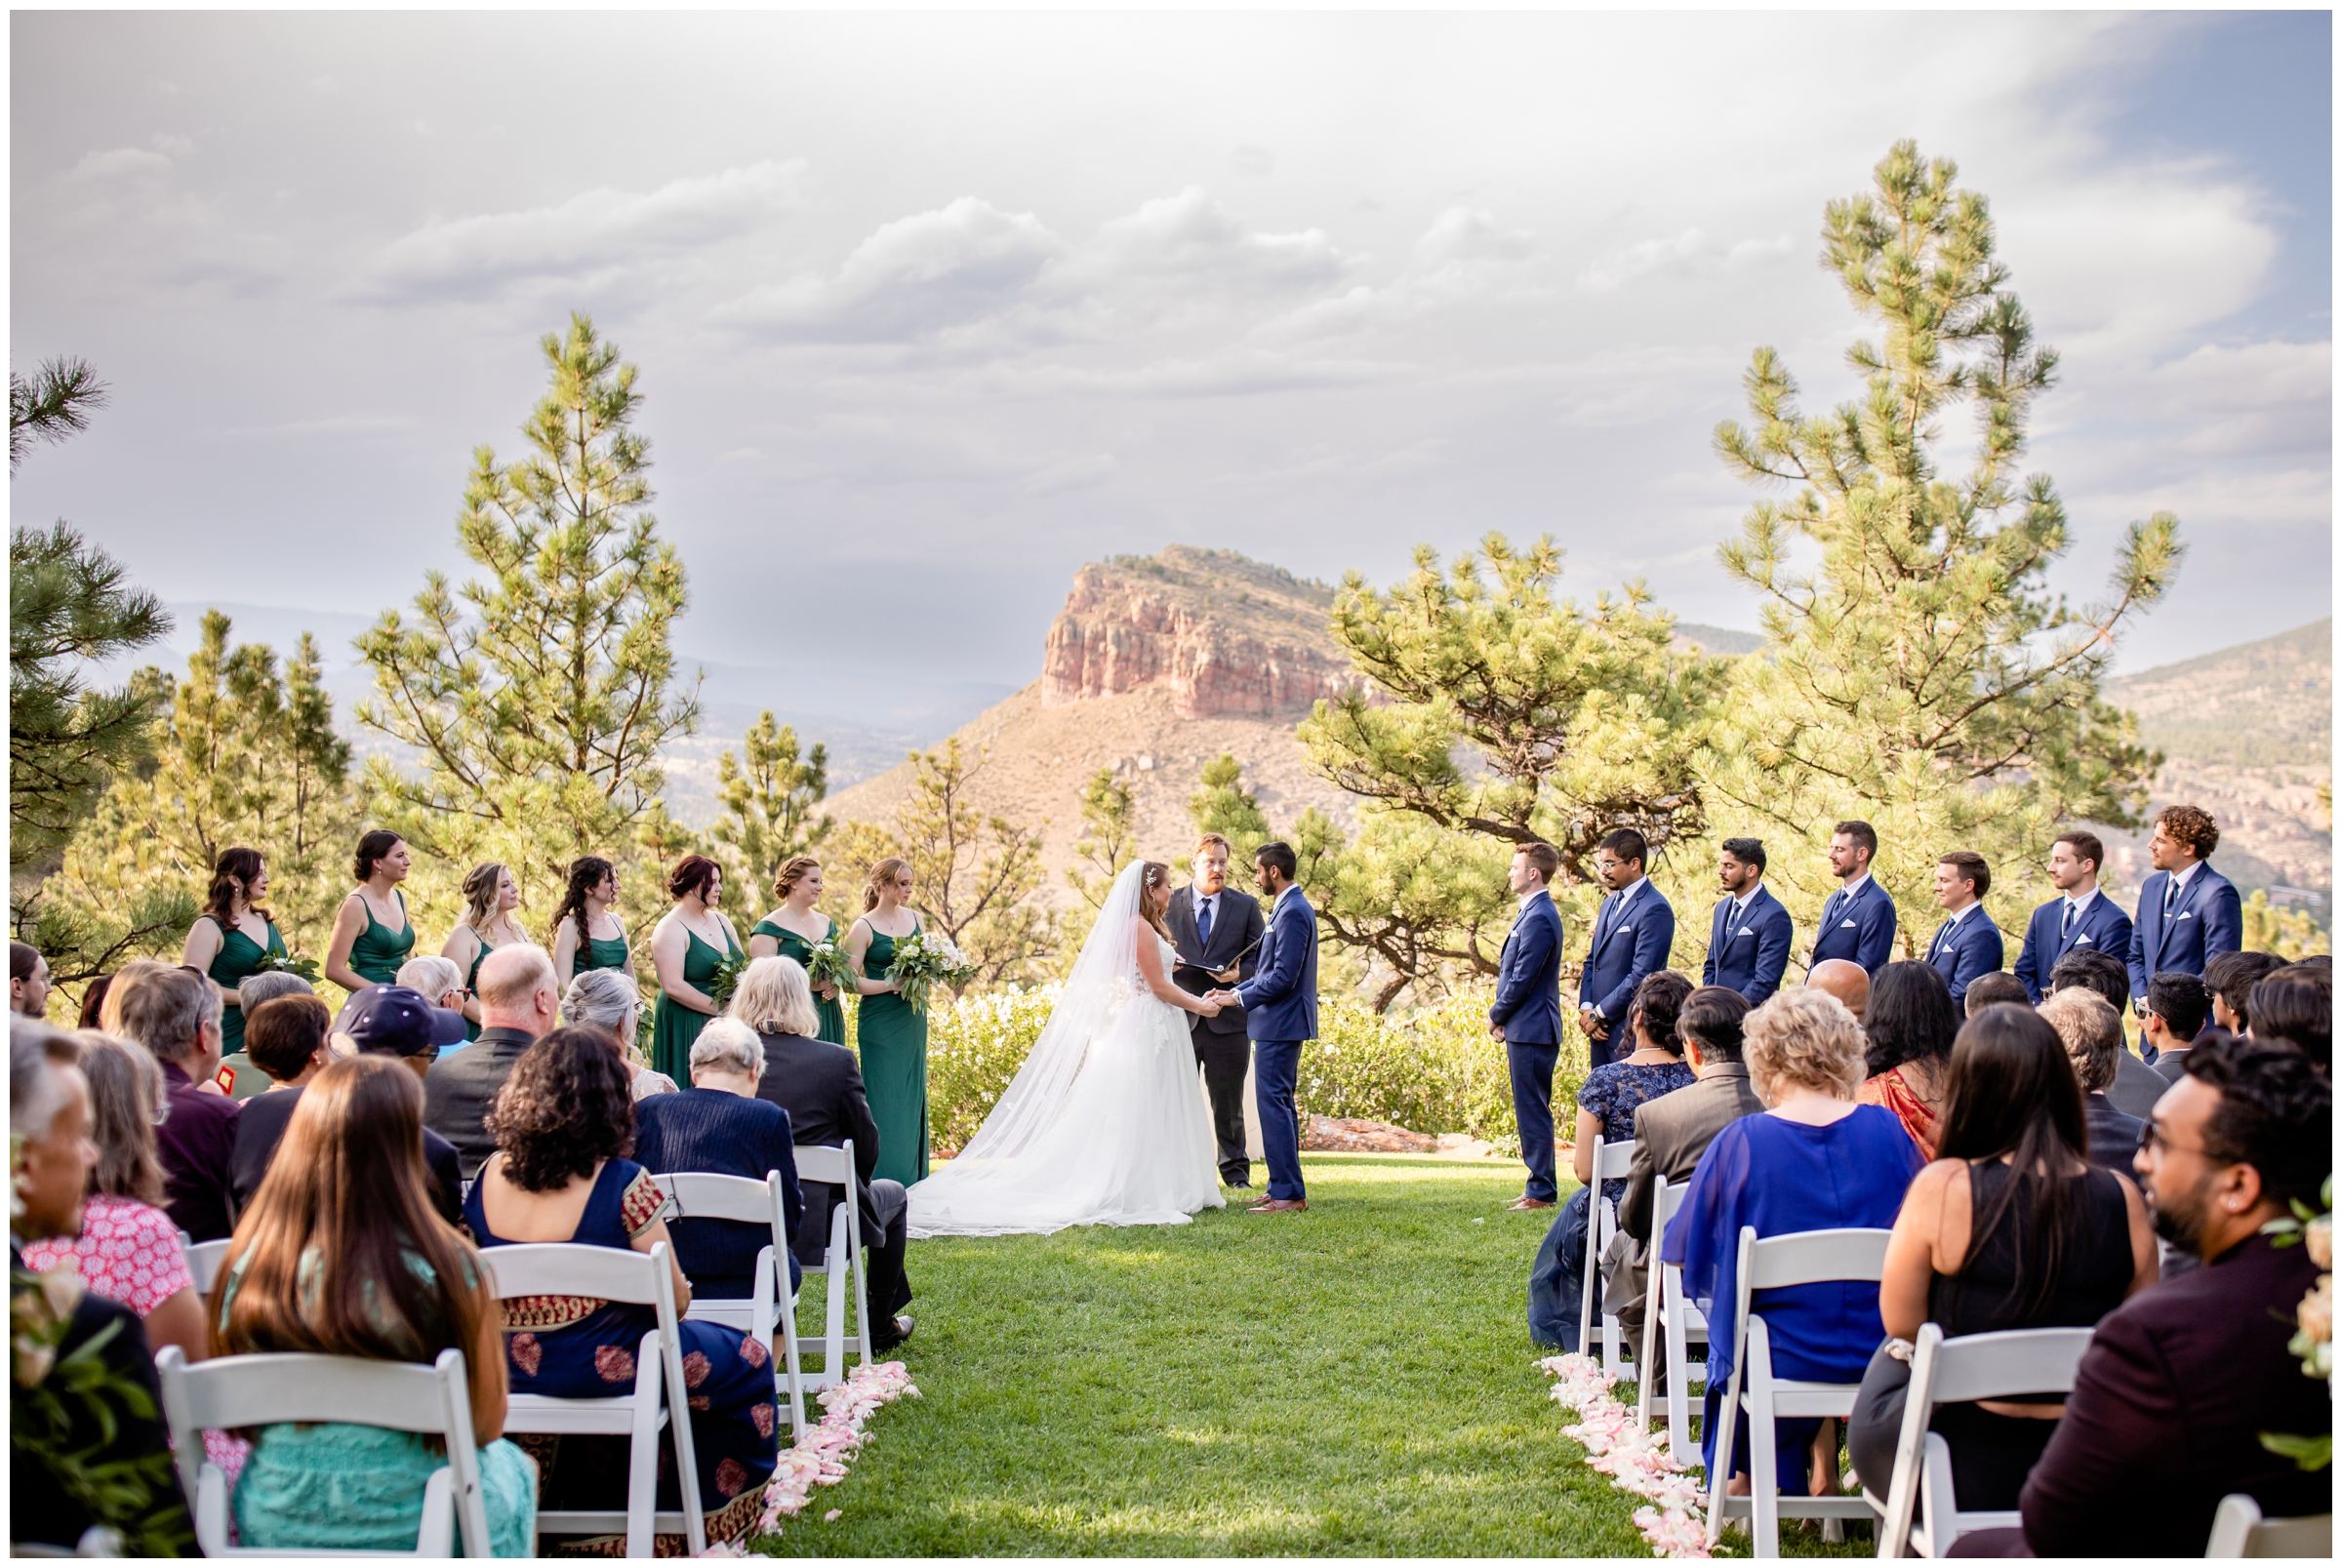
{"left": 749, "top": 1153, "right": 1863, "bottom": 1557}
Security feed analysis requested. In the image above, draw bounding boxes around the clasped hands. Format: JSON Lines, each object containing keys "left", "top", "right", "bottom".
{"left": 1201, "top": 986, "right": 1244, "bottom": 1016}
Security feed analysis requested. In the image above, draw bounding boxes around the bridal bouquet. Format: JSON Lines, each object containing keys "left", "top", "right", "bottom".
{"left": 802, "top": 939, "right": 861, "bottom": 1000}
{"left": 886, "top": 930, "right": 976, "bottom": 1016}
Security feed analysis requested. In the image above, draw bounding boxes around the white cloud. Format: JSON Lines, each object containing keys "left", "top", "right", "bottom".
{"left": 1576, "top": 228, "right": 1794, "bottom": 292}
{"left": 1023, "top": 453, "right": 1117, "bottom": 495}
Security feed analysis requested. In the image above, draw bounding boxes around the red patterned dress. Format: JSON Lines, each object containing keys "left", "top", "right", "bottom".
{"left": 464, "top": 1158, "right": 777, "bottom": 1548}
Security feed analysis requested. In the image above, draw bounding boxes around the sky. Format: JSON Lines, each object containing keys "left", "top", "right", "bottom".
{"left": 12, "top": 10, "right": 2332, "bottom": 739}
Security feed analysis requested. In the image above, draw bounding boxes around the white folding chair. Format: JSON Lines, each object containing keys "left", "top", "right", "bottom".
{"left": 154, "top": 1346, "right": 493, "bottom": 1557}
{"left": 480, "top": 1240, "right": 707, "bottom": 1557}
{"left": 2204, "top": 1492, "right": 2333, "bottom": 1557}
{"left": 179, "top": 1233, "right": 232, "bottom": 1296}
{"left": 1704, "top": 1225, "right": 1894, "bottom": 1556}
{"left": 792, "top": 1141, "right": 873, "bottom": 1391}
{"left": 1577, "top": 1135, "right": 1637, "bottom": 1375}
{"left": 1634, "top": 1174, "right": 1709, "bottom": 1464}
{"left": 650, "top": 1169, "right": 808, "bottom": 1435}
{"left": 1872, "top": 1323, "right": 2097, "bottom": 1557}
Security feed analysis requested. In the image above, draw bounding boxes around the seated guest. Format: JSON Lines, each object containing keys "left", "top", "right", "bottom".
{"left": 732, "top": 955, "right": 916, "bottom": 1351}
{"left": 395, "top": 955, "right": 470, "bottom": 1046}
{"left": 1857, "top": 1007, "right": 2156, "bottom": 1509}
{"left": 466, "top": 1027, "right": 778, "bottom": 1549}
{"left": 424, "top": 944, "right": 558, "bottom": 1180}
{"left": 1611, "top": 985, "right": 1763, "bottom": 1354}
{"left": 111, "top": 959, "right": 241, "bottom": 1241}
{"left": 2202, "top": 949, "right": 2282, "bottom": 1037}
{"left": 214, "top": 1055, "right": 536, "bottom": 1554}
{"left": 1858, "top": 961, "right": 1960, "bottom": 1156}
{"left": 1531, "top": 971, "right": 1696, "bottom": 1349}
{"left": 1962, "top": 972, "right": 2030, "bottom": 1018}
{"left": 76, "top": 972, "right": 115, "bottom": 1030}
{"left": 220, "top": 968, "right": 317, "bottom": 1102}
{"left": 1805, "top": 957, "right": 1870, "bottom": 1023}
{"left": 12, "top": 940, "right": 52, "bottom": 1018}
{"left": 632, "top": 1017, "right": 805, "bottom": 1297}
{"left": 2247, "top": 963, "right": 2330, "bottom": 1068}
{"left": 2047, "top": 950, "right": 2162, "bottom": 1119}
{"left": 560, "top": 966, "right": 678, "bottom": 1100}
{"left": 2037, "top": 988, "right": 2148, "bottom": 1172}
{"left": 2142, "top": 972, "right": 2212, "bottom": 1082}
{"left": 1950, "top": 1036, "right": 2332, "bottom": 1557}
{"left": 229, "top": 994, "right": 336, "bottom": 1214}
{"left": 1665, "top": 988, "right": 1923, "bottom": 1499}
{"left": 21, "top": 1033, "right": 211, "bottom": 1369}
{"left": 10, "top": 1024, "right": 194, "bottom": 1555}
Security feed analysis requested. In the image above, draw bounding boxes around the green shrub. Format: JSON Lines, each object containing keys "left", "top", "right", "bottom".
{"left": 924, "top": 984, "right": 1062, "bottom": 1155}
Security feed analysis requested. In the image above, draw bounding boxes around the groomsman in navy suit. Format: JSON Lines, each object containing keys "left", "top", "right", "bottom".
{"left": 2127, "top": 803, "right": 2243, "bottom": 1013}
{"left": 1703, "top": 836, "right": 1794, "bottom": 1005}
{"left": 1213, "top": 841, "right": 1317, "bottom": 1214}
{"left": 1811, "top": 820, "right": 1898, "bottom": 974}
{"left": 2013, "top": 830, "right": 2134, "bottom": 1003}
{"left": 1488, "top": 843, "right": 1565, "bottom": 1211}
{"left": 1576, "top": 828, "right": 1675, "bottom": 1068}
{"left": 1924, "top": 851, "right": 2004, "bottom": 1008}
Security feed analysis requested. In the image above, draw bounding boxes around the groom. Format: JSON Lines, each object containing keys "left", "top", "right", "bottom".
{"left": 1166, "top": 832, "right": 1266, "bottom": 1188}
{"left": 1208, "top": 841, "right": 1315, "bottom": 1214}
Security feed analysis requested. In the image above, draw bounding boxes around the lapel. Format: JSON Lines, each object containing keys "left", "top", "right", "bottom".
{"left": 2058, "top": 898, "right": 2096, "bottom": 957}
{"left": 1713, "top": 896, "right": 1733, "bottom": 948}
{"left": 1593, "top": 881, "right": 1636, "bottom": 960}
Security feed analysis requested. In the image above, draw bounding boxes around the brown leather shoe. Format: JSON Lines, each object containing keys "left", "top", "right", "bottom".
{"left": 1247, "top": 1197, "right": 1309, "bottom": 1214}
{"left": 1510, "top": 1196, "right": 1557, "bottom": 1211}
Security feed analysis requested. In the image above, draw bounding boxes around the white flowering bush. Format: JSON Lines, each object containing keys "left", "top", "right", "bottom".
{"left": 926, "top": 984, "right": 1063, "bottom": 1154}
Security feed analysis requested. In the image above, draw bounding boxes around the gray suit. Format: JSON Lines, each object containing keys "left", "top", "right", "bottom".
{"left": 2103, "top": 1047, "right": 2168, "bottom": 1121}
{"left": 422, "top": 1025, "right": 538, "bottom": 1181}
{"left": 1607, "top": 1062, "right": 1767, "bottom": 1348}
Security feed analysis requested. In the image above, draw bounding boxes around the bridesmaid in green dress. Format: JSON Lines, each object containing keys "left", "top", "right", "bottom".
{"left": 649, "top": 854, "right": 741, "bottom": 1083}
{"left": 547, "top": 855, "right": 636, "bottom": 984}
{"left": 180, "top": 847, "right": 287, "bottom": 1099}
{"left": 325, "top": 830, "right": 417, "bottom": 997}
{"left": 442, "top": 863, "right": 529, "bottom": 1043}
{"left": 747, "top": 854, "right": 848, "bottom": 1045}
{"left": 841, "top": 856, "right": 926, "bottom": 1186}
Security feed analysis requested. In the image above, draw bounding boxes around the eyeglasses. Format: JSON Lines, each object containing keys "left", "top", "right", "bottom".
{"left": 2141, "top": 1124, "right": 2213, "bottom": 1158}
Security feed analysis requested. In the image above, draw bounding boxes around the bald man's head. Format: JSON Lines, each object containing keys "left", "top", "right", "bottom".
{"left": 477, "top": 943, "right": 559, "bottom": 1034}
{"left": 1807, "top": 959, "right": 1871, "bottom": 1025}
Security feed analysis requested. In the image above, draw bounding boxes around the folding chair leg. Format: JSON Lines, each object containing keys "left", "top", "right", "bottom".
{"left": 779, "top": 1289, "right": 808, "bottom": 1434}
{"left": 1664, "top": 1271, "right": 1694, "bottom": 1466}
{"left": 1635, "top": 1292, "right": 1658, "bottom": 1431}
{"left": 1748, "top": 1319, "right": 1779, "bottom": 1558}
{"left": 628, "top": 1350, "right": 663, "bottom": 1557}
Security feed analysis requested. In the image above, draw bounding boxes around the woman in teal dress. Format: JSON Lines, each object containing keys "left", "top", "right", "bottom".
{"left": 325, "top": 829, "right": 417, "bottom": 995}
{"left": 215, "top": 1054, "right": 537, "bottom": 1556}
{"left": 547, "top": 855, "right": 636, "bottom": 985}
{"left": 747, "top": 854, "right": 848, "bottom": 1045}
{"left": 442, "top": 863, "right": 528, "bottom": 1042}
{"left": 180, "top": 846, "right": 287, "bottom": 1097}
{"left": 841, "top": 857, "right": 926, "bottom": 1185}
{"left": 649, "top": 855, "right": 741, "bottom": 1083}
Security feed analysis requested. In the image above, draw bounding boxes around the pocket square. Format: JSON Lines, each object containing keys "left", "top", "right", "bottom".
{"left": 2176, "top": 911, "right": 2194, "bottom": 921}
{"left": 2075, "top": 934, "right": 2092, "bottom": 945}
{"left": 1736, "top": 927, "right": 1754, "bottom": 938}
{"left": 1840, "top": 918, "right": 1858, "bottom": 928}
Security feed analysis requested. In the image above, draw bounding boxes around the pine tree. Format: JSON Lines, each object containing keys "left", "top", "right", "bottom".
{"left": 709, "top": 711, "right": 831, "bottom": 908}
{"left": 1188, "top": 753, "right": 1274, "bottom": 858}
{"left": 1066, "top": 767, "right": 1137, "bottom": 912}
{"left": 10, "top": 357, "right": 107, "bottom": 470}
{"left": 354, "top": 314, "right": 702, "bottom": 929}
{"left": 1707, "top": 141, "right": 2183, "bottom": 952}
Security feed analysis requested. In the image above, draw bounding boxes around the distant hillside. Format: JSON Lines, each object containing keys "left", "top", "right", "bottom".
{"left": 2106, "top": 619, "right": 2331, "bottom": 768}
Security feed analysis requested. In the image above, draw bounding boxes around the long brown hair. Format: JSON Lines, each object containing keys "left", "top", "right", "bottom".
{"left": 76, "top": 1032, "right": 166, "bottom": 1206}
{"left": 215, "top": 1056, "right": 501, "bottom": 1436}
{"left": 459, "top": 862, "right": 507, "bottom": 934}
{"left": 205, "top": 847, "right": 271, "bottom": 927}
{"left": 549, "top": 855, "right": 615, "bottom": 956}
{"left": 1138, "top": 862, "right": 1175, "bottom": 943}
{"left": 863, "top": 857, "right": 911, "bottom": 913}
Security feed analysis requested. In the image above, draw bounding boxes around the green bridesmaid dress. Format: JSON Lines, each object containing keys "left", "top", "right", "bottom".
{"left": 460, "top": 930, "right": 496, "bottom": 1043}
{"left": 347, "top": 890, "right": 416, "bottom": 987}
{"left": 651, "top": 923, "right": 736, "bottom": 1082}
{"left": 568, "top": 925, "right": 631, "bottom": 981}
{"left": 751, "top": 914, "right": 849, "bottom": 1046}
{"left": 857, "top": 919, "right": 928, "bottom": 1186}
{"left": 206, "top": 914, "right": 285, "bottom": 1102}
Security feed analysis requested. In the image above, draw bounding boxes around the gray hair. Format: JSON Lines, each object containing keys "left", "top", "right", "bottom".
{"left": 114, "top": 964, "right": 222, "bottom": 1064}
{"left": 726, "top": 955, "right": 820, "bottom": 1039}
{"left": 395, "top": 954, "right": 464, "bottom": 1003}
{"left": 562, "top": 967, "right": 639, "bottom": 1035}
{"left": 691, "top": 1017, "right": 764, "bottom": 1078}
{"left": 237, "top": 969, "right": 315, "bottom": 1013}
{"left": 11, "top": 1020, "right": 80, "bottom": 1141}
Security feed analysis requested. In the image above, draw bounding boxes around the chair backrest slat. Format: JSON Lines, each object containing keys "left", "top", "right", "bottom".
{"left": 1654, "top": 1174, "right": 1685, "bottom": 1240}
{"left": 479, "top": 1241, "right": 661, "bottom": 1304}
{"left": 182, "top": 1238, "right": 231, "bottom": 1297}
{"left": 1923, "top": 1326, "right": 2095, "bottom": 1406}
{"left": 653, "top": 1171, "right": 781, "bottom": 1226}
{"left": 165, "top": 1349, "right": 451, "bottom": 1432}
{"left": 1592, "top": 1135, "right": 1636, "bottom": 1181}
{"left": 793, "top": 1141, "right": 855, "bottom": 1185}
{"left": 1743, "top": 1226, "right": 1892, "bottom": 1290}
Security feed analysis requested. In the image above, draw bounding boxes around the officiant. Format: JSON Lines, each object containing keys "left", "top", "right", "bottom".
{"left": 1167, "top": 832, "right": 1267, "bottom": 1188}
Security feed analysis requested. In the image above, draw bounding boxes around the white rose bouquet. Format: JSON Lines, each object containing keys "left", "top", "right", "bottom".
{"left": 886, "top": 929, "right": 977, "bottom": 1015}
{"left": 802, "top": 939, "right": 861, "bottom": 1001}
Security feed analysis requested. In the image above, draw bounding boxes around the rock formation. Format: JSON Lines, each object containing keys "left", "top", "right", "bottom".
{"left": 1039, "top": 545, "right": 1361, "bottom": 718}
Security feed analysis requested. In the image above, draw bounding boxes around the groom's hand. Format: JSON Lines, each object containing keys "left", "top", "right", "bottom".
{"left": 1212, "top": 964, "right": 1240, "bottom": 985}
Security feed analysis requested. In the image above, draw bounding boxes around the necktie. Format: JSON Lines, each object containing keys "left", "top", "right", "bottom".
{"left": 2163, "top": 876, "right": 2179, "bottom": 917}
{"left": 2061, "top": 902, "right": 2077, "bottom": 940}
{"left": 1196, "top": 895, "right": 1214, "bottom": 948}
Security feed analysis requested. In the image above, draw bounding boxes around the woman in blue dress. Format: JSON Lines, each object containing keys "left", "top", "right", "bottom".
{"left": 1663, "top": 985, "right": 1923, "bottom": 1498}
{"left": 465, "top": 1025, "right": 779, "bottom": 1551}
{"left": 213, "top": 1054, "right": 538, "bottom": 1555}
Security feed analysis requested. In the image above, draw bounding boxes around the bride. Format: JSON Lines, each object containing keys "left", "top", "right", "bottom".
{"left": 907, "top": 860, "right": 1230, "bottom": 1236}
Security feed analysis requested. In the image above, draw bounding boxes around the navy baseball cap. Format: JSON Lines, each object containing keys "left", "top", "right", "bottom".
{"left": 341, "top": 985, "right": 470, "bottom": 1057}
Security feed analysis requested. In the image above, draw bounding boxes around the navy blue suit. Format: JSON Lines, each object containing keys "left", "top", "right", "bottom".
{"left": 1491, "top": 890, "right": 1565, "bottom": 1201}
{"left": 1577, "top": 879, "right": 1675, "bottom": 1068}
{"left": 2128, "top": 863, "right": 2243, "bottom": 1008}
{"left": 1703, "top": 885, "right": 1795, "bottom": 1006}
{"left": 1812, "top": 877, "right": 1898, "bottom": 975}
{"left": 1235, "top": 886, "right": 1319, "bottom": 1202}
{"left": 2013, "top": 893, "right": 2135, "bottom": 1005}
{"left": 1924, "top": 907, "right": 2005, "bottom": 1007}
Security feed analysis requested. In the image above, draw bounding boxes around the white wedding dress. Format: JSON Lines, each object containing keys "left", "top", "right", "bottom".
{"left": 907, "top": 863, "right": 1227, "bottom": 1237}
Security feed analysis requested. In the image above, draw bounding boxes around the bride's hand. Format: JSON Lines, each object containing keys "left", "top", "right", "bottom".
{"left": 1194, "top": 994, "right": 1223, "bottom": 1017}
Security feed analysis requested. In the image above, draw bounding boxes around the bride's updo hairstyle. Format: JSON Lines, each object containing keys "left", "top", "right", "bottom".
{"left": 1137, "top": 862, "right": 1175, "bottom": 939}
{"left": 863, "top": 858, "right": 911, "bottom": 912}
